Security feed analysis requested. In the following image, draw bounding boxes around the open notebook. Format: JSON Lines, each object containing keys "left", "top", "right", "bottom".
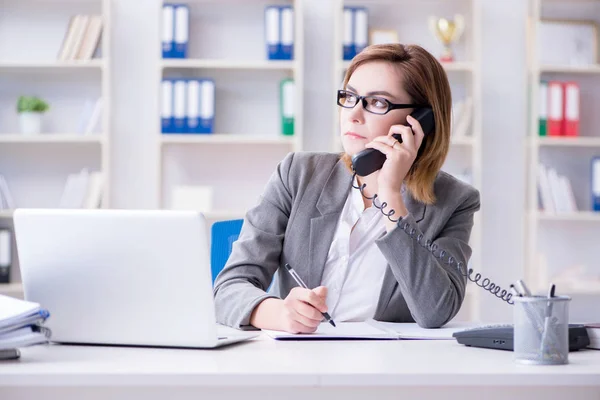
{"left": 263, "top": 320, "right": 479, "bottom": 340}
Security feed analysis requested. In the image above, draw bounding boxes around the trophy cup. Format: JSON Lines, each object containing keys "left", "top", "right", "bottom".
{"left": 429, "top": 15, "right": 465, "bottom": 62}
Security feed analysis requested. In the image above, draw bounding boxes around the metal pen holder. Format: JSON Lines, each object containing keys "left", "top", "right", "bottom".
{"left": 513, "top": 295, "right": 571, "bottom": 365}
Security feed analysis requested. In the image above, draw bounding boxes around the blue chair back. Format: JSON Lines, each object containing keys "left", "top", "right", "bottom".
{"left": 210, "top": 219, "right": 244, "bottom": 284}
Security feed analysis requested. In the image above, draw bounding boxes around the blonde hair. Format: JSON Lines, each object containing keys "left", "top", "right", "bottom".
{"left": 340, "top": 43, "right": 452, "bottom": 204}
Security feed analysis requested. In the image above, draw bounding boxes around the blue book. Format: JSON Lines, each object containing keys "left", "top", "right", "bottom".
{"left": 172, "top": 79, "right": 187, "bottom": 133}
{"left": 593, "top": 157, "right": 600, "bottom": 211}
{"left": 173, "top": 4, "right": 189, "bottom": 58}
{"left": 199, "top": 79, "right": 215, "bottom": 134}
{"left": 279, "top": 6, "right": 294, "bottom": 60}
{"left": 265, "top": 6, "right": 280, "bottom": 60}
{"left": 162, "top": 5, "right": 175, "bottom": 58}
{"left": 161, "top": 79, "right": 174, "bottom": 133}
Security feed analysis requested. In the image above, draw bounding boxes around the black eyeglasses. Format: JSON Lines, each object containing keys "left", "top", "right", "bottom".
{"left": 337, "top": 89, "right": 428, "bottom": 115}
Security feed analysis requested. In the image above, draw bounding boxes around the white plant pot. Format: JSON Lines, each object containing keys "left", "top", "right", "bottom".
{"left": 19, "top": 112, "right": 42, "bottom": 135}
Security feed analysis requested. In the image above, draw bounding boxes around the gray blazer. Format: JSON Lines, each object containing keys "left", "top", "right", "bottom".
{"left": 213, "top": 152, "right": 480, "bottom": 329}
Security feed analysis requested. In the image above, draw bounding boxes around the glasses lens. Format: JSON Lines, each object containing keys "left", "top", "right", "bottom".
{"left": 338, "top": 90, "right": 358, "bottom": 108}
{"left": 364, "top": 96, "right": 389, "bottom": 114}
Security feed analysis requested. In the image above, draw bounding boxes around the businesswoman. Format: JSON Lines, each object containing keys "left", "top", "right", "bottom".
{"left": 214, "top": 43, "right": 480, "bottom": 333}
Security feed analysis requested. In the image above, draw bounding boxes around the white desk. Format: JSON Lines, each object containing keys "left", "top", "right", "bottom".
{"left": 0, "top": 336, "right": 599, "bottom": 400}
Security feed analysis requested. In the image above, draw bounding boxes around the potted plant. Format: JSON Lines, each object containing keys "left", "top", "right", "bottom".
{"left": 17, "top": 96, "right": 49, "bottom": 135}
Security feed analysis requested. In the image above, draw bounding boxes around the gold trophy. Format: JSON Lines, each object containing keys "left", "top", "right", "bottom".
{"left": 429, "top": 15, "right": 465, "bottom": 62}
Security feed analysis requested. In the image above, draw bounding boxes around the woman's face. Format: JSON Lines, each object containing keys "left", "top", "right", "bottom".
{"left": 339, "top": 61, "right": 413, "bottom": 157}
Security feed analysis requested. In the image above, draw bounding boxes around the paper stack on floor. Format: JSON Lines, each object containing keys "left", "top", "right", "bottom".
{"left": 0, "top": 294, "right": 51, "bottom": 354}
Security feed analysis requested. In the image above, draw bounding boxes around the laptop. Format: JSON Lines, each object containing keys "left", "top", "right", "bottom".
{"left": 13, "top": 208, "right": 258, "bottom": 349}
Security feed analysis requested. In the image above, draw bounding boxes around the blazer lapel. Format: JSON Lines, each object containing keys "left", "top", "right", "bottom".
{"left": 307, "top": 158, "right": 352, "bottom": 289}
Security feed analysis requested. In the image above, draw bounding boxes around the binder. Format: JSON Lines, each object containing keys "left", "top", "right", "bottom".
{"left": 563, "top": 82, "right": 579, "bottom": 137}
{"left": 186, "top": 79, "right": 201, "bottom": 134}
{"left": 548, "top": 81, "right": 563, "bottom": 136}
{"left": 538, "top": 80, "right": 548, "bottom": 136}
{"left": 280, "top": 78, "right": 294, "bottom": 135}
{"left": 343, "top": 7, "right": 354, "bottom": 60}
{"left": 173, "top": 4, "right": 189, "bottom": 58}
{"left": 173, "top": 79, "right": 187, "bottom": 133}
{"left": 0, "top": 230, "right": 10, "bottom": 284}
{"left": 592, "top": 157, "right": 600, "bottom": 212}
{"left": 280, "top": 6, "right": 294, "bottom": 60}
{"left": 162, "top": 5, "right": 175, "bottom": 58}
{"left": 353, "top": 7, "right": 368, "bottom": 57}
{"left": 199, "top": 79, "right": 215, "bottom": 134}
{"left": 265, "top": 6, "right": 280, "bottom": 60}
{"left": 161, "top": 79, "right": 174, "bottom": 133}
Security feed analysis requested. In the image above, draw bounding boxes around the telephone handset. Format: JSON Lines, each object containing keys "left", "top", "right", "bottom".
{"left": 351, "top": 107, "right": 436, "bottom": 177}
{"left": 349, "top": 107, "right": 514, "bottom": 305}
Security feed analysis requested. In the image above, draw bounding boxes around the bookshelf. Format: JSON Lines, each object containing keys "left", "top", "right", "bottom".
{"left": 331, "top": 0, "right": 482, "bottom": 322}
{"left": 0, "top": 0, "right": 111, "bottom": 299}
{"left": 157, "top": 0, "right": 304, "bottom": 216}
{"left": 526, "top": 0, "right": 600, "bottom": 296}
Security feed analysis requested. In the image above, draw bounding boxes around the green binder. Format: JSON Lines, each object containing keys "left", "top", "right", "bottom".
{"left": 280, "top": 78, "right": 294, "bottom": 136}
{"left": 539, "top": 80, "right": 548, "bottom": 136}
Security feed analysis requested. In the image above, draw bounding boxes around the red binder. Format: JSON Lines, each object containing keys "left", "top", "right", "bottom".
{"left": 548, "top": 81, "right": 564, "bottom": 136}
{"left": 563, "top": 82, "right": 580, "bottom": 137}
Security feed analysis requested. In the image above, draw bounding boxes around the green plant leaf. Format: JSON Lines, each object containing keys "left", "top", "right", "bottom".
{"left": 17, "top": 96, "right": 49, "bottom": 113}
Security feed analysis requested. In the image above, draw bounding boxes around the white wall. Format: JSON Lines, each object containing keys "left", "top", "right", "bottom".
{"left": 109, "top": 0, "right": 528, "bottom": 322}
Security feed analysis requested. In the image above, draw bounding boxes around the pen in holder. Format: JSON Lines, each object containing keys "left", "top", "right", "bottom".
{"left": 513, "top": 294, "right": 571, "bottom": 365}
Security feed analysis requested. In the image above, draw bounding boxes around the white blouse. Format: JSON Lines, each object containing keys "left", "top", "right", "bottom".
{"left": 320, "top": 182, "right": 389, "bottom": 322}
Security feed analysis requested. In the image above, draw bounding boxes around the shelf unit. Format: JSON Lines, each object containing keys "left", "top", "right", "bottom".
{"left": 157, "top": 0, "right": 304, "bottom": 218}
{"left": 0, "top": 0, "right": 111, "bottom": 299}
{"left": 525, "top": 0, "right": 600, "bottom": 295}
{"left": 331, "top": 0, "right": 482, "bottom": 322}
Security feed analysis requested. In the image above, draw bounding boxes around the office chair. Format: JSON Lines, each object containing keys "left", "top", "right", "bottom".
{"left": 210, "top": 218, "right": 277, "bottom": 293}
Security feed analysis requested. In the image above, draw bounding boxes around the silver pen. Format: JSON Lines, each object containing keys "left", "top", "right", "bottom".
{"left": 284, "top": 263, "right": 336, "bottom": 327}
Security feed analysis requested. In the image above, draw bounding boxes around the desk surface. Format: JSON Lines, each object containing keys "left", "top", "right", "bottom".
{"left": 1, "top": 336, "right": 599, "bottom": 388}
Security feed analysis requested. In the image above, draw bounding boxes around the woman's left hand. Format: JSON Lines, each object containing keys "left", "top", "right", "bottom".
{"left": 364, "top": 115, "right": 425, "bottom": 193}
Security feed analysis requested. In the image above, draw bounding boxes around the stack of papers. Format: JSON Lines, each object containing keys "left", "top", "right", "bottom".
{"left": 0, "top": 295, "right": 51, "bottom": 352}
{"left": 263, "top": 320, "right": 480, "bottom": 340}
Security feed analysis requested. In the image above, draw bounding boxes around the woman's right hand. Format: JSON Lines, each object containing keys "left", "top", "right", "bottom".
{"left": 280, "top": 286, "right": 329, "bottom": 333}
{"left": 250, "top": 286, "right": 329, "bottom": 334}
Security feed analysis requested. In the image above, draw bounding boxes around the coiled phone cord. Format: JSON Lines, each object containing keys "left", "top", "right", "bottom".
{"left": 351, "top": 172, "right": 514, "bottom": 305}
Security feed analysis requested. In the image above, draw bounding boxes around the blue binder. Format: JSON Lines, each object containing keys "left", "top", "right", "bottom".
{"left": 279, "top": 6, "right": 294, "bottom": 60}
{"left": 161, "top": 79, "right": 174, "bottom": 134}
{"left": 353, "top": 7, "right": 368, "bottom": 57}
{"left": 199, "top": 79, "right": 215, "bottom": 134}
{"left": 265, "top": 6, "right": 280, "bottom": 60}
{"left": 186, "top": 79, "right": 201, "bottom": 134}
{"left": 343, "top": 7, "right": 354, "bottom": 61}
{"left": 172, "top": 79, "right": 187, "bottom": 133}
{"left": 593, "top": 157, "right": 600, "bottom": 211}
{"left": 173, "top": 4, "right": 189, "bottom": 59}
{"left": 210, "top": 219, "right": 244, "bottom": 284}
{"left": 162, "top": 4, "right": 175, "bottom": 58}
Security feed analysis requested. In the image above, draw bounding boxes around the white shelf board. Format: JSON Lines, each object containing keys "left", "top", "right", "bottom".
{"left": 161, "top": 59, "right": 296, "bottom": 70}
{"left": 0, "top": 134, "right": 105, "bottom": 144}
{"left": 0, "top": 60, "right": 105, "bottom": 72}
{"left": 532, "top": 136, "right": 600, "bottom": 147}
{"left": 0, "top": 283, "right": 23, "bottom": 296}
{"left": 540, "top": 65, "right": 600, "bottom": 74}
{"left": 160, "top": 134, "right": 296, "bottom": 145}
{"left": 534, "top": 211, "right": 600, "bottom": 221}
